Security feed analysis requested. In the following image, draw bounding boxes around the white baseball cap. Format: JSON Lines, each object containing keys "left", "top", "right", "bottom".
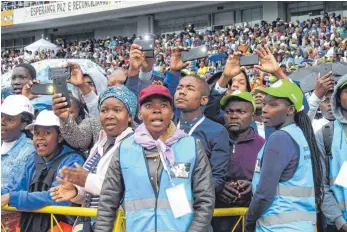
{"left": 1, "top": 95, "right": 34, "bottom": 116}
{"left": 25, "top": 110, "right": 60, "bottom": 130}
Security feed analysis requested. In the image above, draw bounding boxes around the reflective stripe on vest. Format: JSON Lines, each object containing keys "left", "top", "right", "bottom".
{"left": 119, "top": 135, "right": 196, "bottom": 232}
{"left": 123, "top": 198, "right": 194, "bottom": 212}
{"left": 276, "top": 185, "right": 315, "bottom": 198}
{"left": 256, "top": 212, "right": 317, "bottom": 227}
{"left": 251, "top": 124, "right": 316, "bottom": 231}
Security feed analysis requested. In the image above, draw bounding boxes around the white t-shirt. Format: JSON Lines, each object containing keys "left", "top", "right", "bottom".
{"left": 1, "top": 140, "right": 17, "bottom": 155}
{"left": 255, "top": 121, "right": 266, "bottom": 139}
{"left": 313, "top": 117, "right": 331, "bottom": 134}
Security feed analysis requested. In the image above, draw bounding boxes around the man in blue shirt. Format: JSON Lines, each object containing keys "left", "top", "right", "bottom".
{"left": 174, "top": 75, "right": 229, "bottom": 193}
{"left": 166, "top": 47, "right": 229, "bottom": 194}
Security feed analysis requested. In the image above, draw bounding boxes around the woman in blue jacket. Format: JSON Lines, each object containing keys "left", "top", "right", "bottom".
{"left": 1, "top": 110, "right": 85, "bottom": 232}
{"left": 1, "top": 95, "right": 35, "bottom": 232}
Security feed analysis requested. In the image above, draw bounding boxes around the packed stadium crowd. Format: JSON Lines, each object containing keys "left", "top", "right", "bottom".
{"left": 1, "top": 12, "right": 347, "bottom": 232}
{"left": 1, "top": 1, "right": 56, "bottom": 10}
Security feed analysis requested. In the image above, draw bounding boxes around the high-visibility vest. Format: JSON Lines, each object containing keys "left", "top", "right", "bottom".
{"left": 252, "top": 123, "right": 316, "bottom": 232}
{"left": 119, "top": 135, "right": 196, "bottom": 232}
{"left": 328, "top": 120, "right": 347, "bottom": 224}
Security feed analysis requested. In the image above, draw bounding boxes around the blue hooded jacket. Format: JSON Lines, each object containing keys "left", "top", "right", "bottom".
{"left": 2, "top": 145, "right": 85, "bottom": 210}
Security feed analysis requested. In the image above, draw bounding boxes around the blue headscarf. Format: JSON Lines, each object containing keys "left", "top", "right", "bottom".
{"left": 98, "top": 85, "right": 137, "bottom": 117}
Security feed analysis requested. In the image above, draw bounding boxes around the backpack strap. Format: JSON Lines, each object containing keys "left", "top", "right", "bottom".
{"left": 30, "top": 150, "right": 85, "bottom": 192}
{"left": 322, "top": 121, "right": 334, "bottom": 181}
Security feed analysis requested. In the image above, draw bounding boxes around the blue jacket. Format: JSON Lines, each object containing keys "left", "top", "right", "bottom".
{"left": 2, "top": 145, "right": 85, "bottom": 210}
{"left": 1, "top": 133, "right": 35, "bottom": 192}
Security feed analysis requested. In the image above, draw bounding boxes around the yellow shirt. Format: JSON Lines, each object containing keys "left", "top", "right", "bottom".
{"left": 197, "top": 66, "right": 208, "bottom": 77}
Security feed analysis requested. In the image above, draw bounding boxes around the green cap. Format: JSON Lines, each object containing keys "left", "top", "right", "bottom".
{"left": 220, "top": 90, "right": 256, "bottom": 112}
{"left": 339, "top": 81, "right": 347, "bottom": 90}
{"left": 256, "top": 79, "right": 304, "bottom": 112}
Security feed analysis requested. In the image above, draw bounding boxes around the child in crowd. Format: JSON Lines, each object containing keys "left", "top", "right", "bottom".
{"left": 1, "top": 110, "right": 85, "bottom": 232}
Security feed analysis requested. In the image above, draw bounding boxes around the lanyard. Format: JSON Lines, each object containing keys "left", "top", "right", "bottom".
{"left": 339, "top": 121, "right": 347, "bottom": 143}
{"left": 177, "top": 116, "right": 206, "bottom": 136}
{"left": 156, "top": 141, "right": 175, "bottom": 186}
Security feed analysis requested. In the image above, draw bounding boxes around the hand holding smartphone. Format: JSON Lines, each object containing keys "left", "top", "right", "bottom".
{"left": 49, "top": 67, "right": 71, "bottom": 108}
{"left": 133, "top": 38, "right": 155, "bottom": 58}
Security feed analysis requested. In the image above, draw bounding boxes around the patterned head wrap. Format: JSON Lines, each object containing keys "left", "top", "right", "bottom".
{"left": 98, "top": 85, "right": 137, "bottom": 117}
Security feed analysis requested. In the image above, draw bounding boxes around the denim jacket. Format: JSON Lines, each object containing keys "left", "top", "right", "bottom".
{"left": 1, "top": 133, "right": 35, "bottom": 192}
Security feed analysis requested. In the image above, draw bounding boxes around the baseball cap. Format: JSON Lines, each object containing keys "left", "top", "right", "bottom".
{"left": 220, "top": 90, "right": 256, "bottom": 112}
{"left": 255, "top": 79, "right": 304, "bottom": 112}
{"left": 339, "top": 81, "right": 347, "bottom": 90}
{"left": 139, "top": 85, "right": 173, "bottom": 106}
{"left": 1, "top": 95, "right": 34, "bottom": 116}
{"left": 25, "top": 110, "right": 60, "bottom": 130}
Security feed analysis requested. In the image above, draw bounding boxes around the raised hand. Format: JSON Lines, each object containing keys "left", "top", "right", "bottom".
{"left": 22, "top": 80, "right": 41, "bottom": 100}
{"left": 170, "top": 47, "right": 189, "bottom": 72}
{"left": 65, "top": 62, "right": 85, "bottom": 87}
{"left": 50, "top": 177, "right": 78, "bottom": 202}
{"left": 129, "top": 44, "right": 145, "bottom": 76}
{"left": 254, "top": 45, "right": 280, "bottom": 75}
{"left": 314, "top": 72, "right": 334, "bottom": 99}
{"left": 52, "top": 93, "right": 70, "bottom": 120}
{"left": 223, "top": 52, "right": 242, "bottom": 79}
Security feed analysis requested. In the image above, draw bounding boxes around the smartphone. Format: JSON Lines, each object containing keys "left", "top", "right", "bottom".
{"left": 31, "top": 83, "right": 55, "bottom": 95}
{"left": 319, "top": 64, "right": 332, "bottom": 77}
{"left": 49, "top": 67, "right": 71, "bottom": 108}
{"left": 240, "top": 55, "right": 259, "bottom": 66}
{"left": 181, "top": 46, "right": 208, "bottom": 62}
{"left": 134, "top": 38, "right": 154, "bottom": 58}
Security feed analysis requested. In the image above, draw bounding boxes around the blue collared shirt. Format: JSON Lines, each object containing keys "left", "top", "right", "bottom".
{"left": 178, "top": 114, "right": 230, "bottom": 193}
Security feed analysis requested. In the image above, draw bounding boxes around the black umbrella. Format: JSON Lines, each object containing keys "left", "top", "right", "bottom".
{"left": 289, "top": 63, "right": 345, "bottom": 93}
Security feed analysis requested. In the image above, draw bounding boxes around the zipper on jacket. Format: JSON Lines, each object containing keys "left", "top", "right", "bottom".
{"left": 232, "top": 144, "right": 236, "bottom": 153}
{"left": 143, "top": 150, "right": 159, "bottom": 232}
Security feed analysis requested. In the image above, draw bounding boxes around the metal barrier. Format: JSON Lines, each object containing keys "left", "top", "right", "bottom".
{"left": 2, "top": 206, "right": 247, "bottom": 232}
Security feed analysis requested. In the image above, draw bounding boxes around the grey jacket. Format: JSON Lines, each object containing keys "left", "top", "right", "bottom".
{"left": 60, "top": 115, "right": 101, "bottom": 152}
{"left": 94, "top": 137, "right": 215, "bottom": 232}
{"left": 315, "top": 74, "right": 347, "bottom": 230}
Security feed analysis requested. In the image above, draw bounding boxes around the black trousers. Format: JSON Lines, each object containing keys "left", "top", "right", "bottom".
{"left": 326, "top": 225, "right": 339, "bottom": 232}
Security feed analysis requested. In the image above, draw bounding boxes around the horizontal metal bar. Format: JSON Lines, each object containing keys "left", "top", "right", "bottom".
{"left": 2, "top": 205, "right": 248, "bottom": 218}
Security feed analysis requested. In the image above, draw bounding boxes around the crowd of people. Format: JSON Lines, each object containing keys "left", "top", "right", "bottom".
{"left": 1, "top": 1, "right": 55, "bottom": 11}
{"left": 1, "top": 13, "right": 347, "bottom": 232}
{"left": 3, "top": 11, "right": 347, "bottom": 80}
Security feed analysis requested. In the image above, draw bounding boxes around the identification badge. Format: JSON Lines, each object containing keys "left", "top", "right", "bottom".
{"left": 254, "top": 159, "right": 261, "bottom": 173}
{"left": 166, "top": 184, "right": 192, "bottom": 218}
{"left": 170, "top": 163, "right": 191, "bottom": 179}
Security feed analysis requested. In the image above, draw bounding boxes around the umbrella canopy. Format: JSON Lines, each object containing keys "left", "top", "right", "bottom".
{"left": 289, "top": 63, "right": 345, "bottom": 93}
{"left": 24, "top": 38, "right": 58, "bottom": 53}
{"left": 1, "top": 59, "right": 107, "bottom": 111}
